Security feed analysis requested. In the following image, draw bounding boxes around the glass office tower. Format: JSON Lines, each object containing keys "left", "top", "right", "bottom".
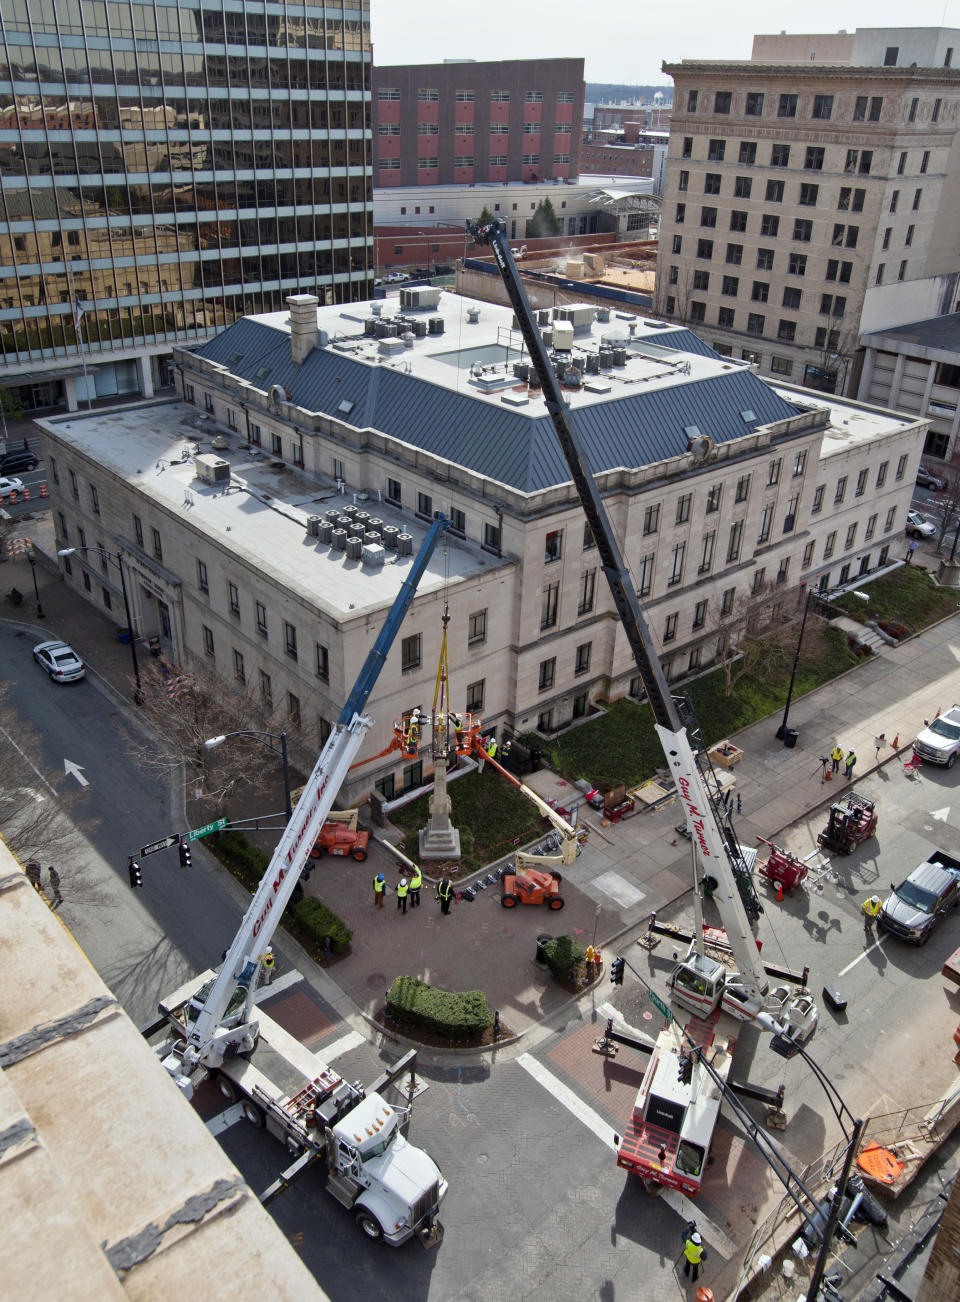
{"left": 0, "top": 1, "right": 372, "bottom": 409}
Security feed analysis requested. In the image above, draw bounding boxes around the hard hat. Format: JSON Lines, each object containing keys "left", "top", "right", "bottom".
{"left": 691, "top": 1232, "right": 702, "bottom": 1245}
{"left": 400, "top": 878, "right": 407, "bottom": 887}
{"left": 871, "top": 895, "right": 881, "bottom": 905}
{"left": 376, "top": 874, "right": 384, "bottom": 882}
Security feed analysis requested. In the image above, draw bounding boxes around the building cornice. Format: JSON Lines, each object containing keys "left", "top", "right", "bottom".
{"left": 662, "top": 61, "right": 960, "bottom": 84}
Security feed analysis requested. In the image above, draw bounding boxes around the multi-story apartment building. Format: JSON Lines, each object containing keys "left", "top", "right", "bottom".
{"left": 372, "top": 58, "right": 583, "bottom": 189}
{"left": 656, "top": 27, "right": 960, "bottom": 396}
{"left": 37, "top": 290, "right": 925, "bottom": 806}
{"left": 0, "top": 0, "right": 373, "bottom": 414}
{"left": 859, "top": 312, "right": 960, "bottom": 462}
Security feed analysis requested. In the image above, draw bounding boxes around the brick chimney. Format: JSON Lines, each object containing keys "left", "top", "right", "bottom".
{"left": 287, "top": 293, "right": 319, "bottom": 365}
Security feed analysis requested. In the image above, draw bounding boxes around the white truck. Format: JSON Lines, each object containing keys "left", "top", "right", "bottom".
{"left": 913, "top": 705, "right": 960, "bottom": 768}
{"left": 150, "top": 518, "right": 451, "bottom": 1246}
{"left": 159, "top": 972, "right": 446, "bottom": 1245}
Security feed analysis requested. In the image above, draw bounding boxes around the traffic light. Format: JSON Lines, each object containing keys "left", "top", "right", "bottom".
{"left": 127, "top": 856, "right": 142, "bottom": 889}
{"left": 610, "top": 956, "right": 625, "bottom": 986}
{"left": 178, "top": 839, "right": 192, "bottom": 869}
{"left": 678, "top": 1054, "right": 694, "bottom": 1086}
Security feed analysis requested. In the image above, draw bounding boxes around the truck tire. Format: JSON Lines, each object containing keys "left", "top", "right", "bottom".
{"left": 241, "top": 1099, "right": 265, "bottom": 1128}
{"left": 548, "top": 895, "right": 565, "bottom": 910}
{"left": 216, "top": 1074, "right": 237, "bottom": 1103}
{"left": 353, "top": 848, "right": 368, "bottom": 861}
{"left": 355, "top": 1211, "right": 384, "bottom": 1242}
{"left": 309, "top": 845, "right": 323, "bottom": 859}
{"left": 550, "top": 871, "right": 562, "bottom": 882}
{"left": 949, "top": 752, "right": 957, "bottom": 770}
{"left": 501, "top": 892, "right": 517, "bottom": 907}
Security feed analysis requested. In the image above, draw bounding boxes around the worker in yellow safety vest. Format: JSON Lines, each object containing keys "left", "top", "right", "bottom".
{"left": 830, "top": 744, "right": 844, "bottom": 774}
{"left": 396, "top": 877, "right": 409, "bottom": 915}
{"left": 682, "top": 1230, "right": 706, "bottom": 1281}
{"left": 861, "top": 894, "right": 882, "bottom": 932}
{"left": 437, "top": 878, "right": 453, "bottom": 916}
{"left": 373, "top": 873, "right": 386, "bottom": 908}
{"left": 409, "top": 867, "right": 422, "bottom": 908}
{"left": 486, "top": 736, "right": 497, "bottom": 760}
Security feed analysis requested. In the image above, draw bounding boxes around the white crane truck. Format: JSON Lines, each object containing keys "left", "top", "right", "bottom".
{"left": 150, "top": 518, "right": 451, "bottom": 1246}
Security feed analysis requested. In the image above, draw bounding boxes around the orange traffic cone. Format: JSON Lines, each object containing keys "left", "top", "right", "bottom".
{"left": 776, "top": 882, "right": 783, "bottom": 902}
{"left": 891, "top": 734, "right": 899, "bottom": 749}
{"left": 825, "top": 768, "right": 832, "bottom": 781}
{"left": 696, "top": 1289, "right": 715, "bottom": 1302}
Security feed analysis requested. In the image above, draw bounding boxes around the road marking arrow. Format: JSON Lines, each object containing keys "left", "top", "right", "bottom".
{"left": 63, "top": 758, "right": 89, "bottom": 787}
{"left": 931, "top": 806, "right": 951, "bottom": 822}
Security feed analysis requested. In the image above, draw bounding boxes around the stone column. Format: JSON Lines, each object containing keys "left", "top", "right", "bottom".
{"left": 418, "top": 755, "right": 461, "bottom": 861}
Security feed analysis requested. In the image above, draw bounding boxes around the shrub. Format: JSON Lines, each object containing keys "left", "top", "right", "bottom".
{"left": 386, "top": 975, "right": 493, "bottom": 1039}
{"left": 291, "top": 896, "right": 353, "bottom": 954}
{"left": 542, "top": 934, "right": 585, "bottom": 983}
{"left": 209, "top": 829, "right": 271, "bottom": 891}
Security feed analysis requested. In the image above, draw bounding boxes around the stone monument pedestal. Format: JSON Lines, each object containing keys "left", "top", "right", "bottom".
{"left": 418, "top": 754, "right": 461, "bottom": 861}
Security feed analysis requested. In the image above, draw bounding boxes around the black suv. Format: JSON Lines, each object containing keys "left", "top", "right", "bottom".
{"left": 0, "top": 449, "right": 38, "bottom": 475}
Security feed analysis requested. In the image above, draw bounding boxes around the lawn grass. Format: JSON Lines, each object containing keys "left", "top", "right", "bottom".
{"left": 527, "top": 624, "right": 860, "bottom": 789}
{"left": 388, "top": 769, "right": 546, "bottom": 876}
{"left": 832, "top": 564, "right": 958, "bottom": 633}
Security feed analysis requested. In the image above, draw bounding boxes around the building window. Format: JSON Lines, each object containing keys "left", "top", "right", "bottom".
{"left": 802, "top": 541, "right": 815, "bottom": 568}
{"left": 747, "top": 313, "right": 765, "bottom": 336}
{"left": 676, "top": 494, "right": 692, "bottom": 524}
{"left": 845, "top": 523, "right": 857, "bottom": 550}
{"left": 812, "top": 95, "right": 833, "bottom": 120}
{"left": 197, "top": 560, "right": 208, "bottom": 593}
{"left": 682, "top": 137, "right": 693, "bottom": 159}
{"left": 921, "top": 151, "right": 930, "bottom": 174}
{"left": 228, "top": 581, "right": 240, "bottom": 616}
{"left": 385, "top": 479, "right": 402, "bottom": 507}
{"left": 254, "top": 602, "right": 267, "bottom": 637}
{"left": 202, "top": 625, "right": 215, "bottom": 657}
{"left": 151, "top": 528, "right": 162, "bottom": 562}
{"left": 693, "top": 599, "right": 708, "bottom": 629}
{"left": 799, "top": 183, "right": 818, "bottom": 207}
{"left": 544, "top": 529, "right": 563, "bottom": 563}
{"left": 643, "top": 503, "right": 660, "bottom": 535}
{"left": 669, "top": 542, "right": 685, "bottom": 586}
{"left": 249, "top": 423, "right": 261, "bottom": 446}
{"left": 663, "top": 613, "right": 678, "bottom": 643}
{"left": 417, "top": 491, "right": 433, "bottom": 519}
{"left": 675, "top": 204, "right": 686, "bottom": 224}
{"left": 734, "top": 176, "right": 752, "bottom": 199}
{"left": 735, "top": 475, "right": 750, "bottom": 503}
{"left": 757, "top": 249, "right": 774, "bottom": 271}
{"left": 739, "top": 141, "right": 757, "bottom": 164}
{"left": 287, "top": 693, "right": 301, "bottom": 728}
{"left": 782, "top": 287, "right": 802, "bottom": 310}
{"left": 804, "top": 147, "right": 825, "bottom": 170}
{"left": 777, "top": 321, "right": 796, "bottom": 342}
{"left": 898, "top": 260, "right": 908, "bottom": 281}
{"left": 575, "top": 642, "right": 592, "bottom": 676}
{"left": 232, "top": 649, "right": 245, "bottom": 684}
{"left": 811, "top": 485, "right": 824, "bottom": 513}
{"left": 271, "top": 433, "right": 282, "bottom": 456}
{"left": 884, "top": 508, "right": 896, "bottom": 533}
{"left": 466, "top": 680, "right": 485, "bottom": 712}
{"left": 539, "top": 657, "right": 556, "bottom": 691}
{"left": 760, "top": 215, "right": 780, "bottom": 240}
{"left": 468, "top": 610, "right": 487, "bottom": 644}
{"left": 699, "top": 531, "right": 716, "bottom": 573}
{"left": 758, "top": 504, "right": 773, "bottom": 544}
{"left": 696, "top": 239, "right": 714, "bottom": 259}
{"left": 778, "top": 94, "right": 797, "bottom": 118}
{"left": 704, "top": 173, "right": 721, "bottom": 195}
{"left": 204, "top": 393, "right": 214, "bottom": 413}
{"left": 730, "top": 210, "right": 748, "bottom": 233}
{"left": 834, "top": 475, "right": 848, "bottom": 506}
{"left": 865, "top": 514, "right": 877, "bottom": 540}
{"left": 718, "top": 307, "right": 735, "bottom": 328}
{"left": 582, "top": 522, "right": 595, "bottom": 551}
{"left": 721, "top": 587, "right": 735, "bottom": 616}
{"left": 707, "top": 139, "right": 726, "bottom": 162}
{"left": 483, "top": 521, "right": 501, "bottom": 552}
{"left": 401, "top": 634, "right": 421, "bottom": 672}
{"left": 537, "top": 710, "right": 554, "bottom": 733}
{"left": 714, "top": 91, "right": 732, "bottom": 114}
{"left": 449, "top": 507, "right": 465, "bottom": 535}
{"left": 637, "top": 553, "right": 654, "bottom": 597}
{"left": 727, "top": 520, "right": 743, "bottom": 562}
{"left": 541, "top": 581, "right": 559, "bottom": 629}
{"left": 578, "top": 569, "right": 596, "bottom": 616}
{"left": 316, "top": 643, "right": 329, "bottom": 681}
{"left": 745, "top": 91, "right": 764, "bottom": 116}
{"left": 784, "top": 494, "right": 799, "bottom": 532}
{"left": 789, "top": 253, "right": 807, "bottom": 276}
{"left": 284, "top": 621, "right": 298, "bottom": 660}
{"left": 793, "top": 219, "right": 813, "bottom": 242}
{"left": 89, "top": 484, "right": 100, "bottom": 515}
{"left": 876, "top": 461, "right": 888, "bottom": 489}
{"left": 133, "top": 514, "right": 144, "bottom": 547}
{"left": 693, "top": 270, "right": 710, "bottom": 291}
{"left": 823, "top": 531, "right": 836, "bottom": 559}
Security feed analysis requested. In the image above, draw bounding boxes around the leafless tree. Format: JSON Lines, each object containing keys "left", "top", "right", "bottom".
{"left": 654, "top": 262, "right": 694, "bottom": 325}
{"left": 129, "top": 657, "right": 286, "bottom": 814}
{"left": 808, "top": 318, "right": 860, "bottom": 396}
{"left": 711, "top": 579, "right": 828, "bottom": 697}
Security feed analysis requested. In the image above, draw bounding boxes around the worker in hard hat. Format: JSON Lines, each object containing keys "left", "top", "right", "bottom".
{"left": 396, "top": 877, "right": 409, "bottom": 915}
{"left": 682, "top": 1228, "right": 706, "bottom": 1281}
{"left": 861, "top": 894, "right": 882, "bottom": 932}
{"left": 373, "top": 873, "right": 386, "bottom": 908}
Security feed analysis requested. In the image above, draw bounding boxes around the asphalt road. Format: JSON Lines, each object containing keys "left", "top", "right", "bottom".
{"left": 0, "top": 620, "right": 244, "bottom": 1024}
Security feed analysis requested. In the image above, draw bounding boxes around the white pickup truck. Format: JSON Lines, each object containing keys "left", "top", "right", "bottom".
{"left": 913, "top": 705, "right": 960, "bottom": 768}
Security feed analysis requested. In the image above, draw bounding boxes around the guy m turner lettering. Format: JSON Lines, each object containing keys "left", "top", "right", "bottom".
{"left": 676, "top": 775, "right": 715, "bottom": 860}
{"left": 253, "top": 774, "right": 332, "bottom": 937}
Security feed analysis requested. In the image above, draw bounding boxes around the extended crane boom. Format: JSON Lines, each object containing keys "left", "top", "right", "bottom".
{"left": 470, "top": 220, "right": 813, "bottom": 1034}
{"left": 164, "top": 516, "right": 450, "bottom": 1094}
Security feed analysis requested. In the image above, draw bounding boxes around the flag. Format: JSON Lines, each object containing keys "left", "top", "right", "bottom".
{"left": 73, "top": 297, "right": 84, "bottom": 329}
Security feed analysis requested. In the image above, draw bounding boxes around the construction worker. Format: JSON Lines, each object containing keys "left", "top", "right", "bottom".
{"left": 397, "top": 877, "right": 409, "bottom": 914}
{"left": 844, "top": 748, "right": 857, "bottom": 780}
{"left": 260, "top": 948, "right": 276, "bottom": 985}
{"left": 405, "top": 710, "right": 420, "bottom": 756}
{"left": 47, "top": 866, "right": 63, "bottom": 906}
{"left": 830, "top": 744, "right": 844, "bottom": 774}
{"left": 409, "top": 866, "right": 422, "bottom": 908}
{"left": 486, "top": 735, "right": 497, "bottom": 761}
{"left": 373, "top": 873, "right": 386, "bottom": 908}
{"left": 437, "top": 877, "right": 453, "bottom": 915}
{"left": 862, "top": 894, "right": 882, "bottom": 932}
{"left": 453, "top": 714, "right": 464, "bottom": 749}
{"left": 682, "top": 1228, "right": 706, "bottom": 1282}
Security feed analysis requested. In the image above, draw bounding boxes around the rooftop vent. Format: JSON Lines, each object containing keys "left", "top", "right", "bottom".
{"left": 466, "top": 307, "right": 481, "bottom": 324}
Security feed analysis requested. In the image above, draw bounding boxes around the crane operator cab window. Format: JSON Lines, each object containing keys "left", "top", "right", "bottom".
{"left": 676, "top": 1140, "right": 705, "bottom": 1177}
{"left": 673, "top": 964, "right": 723, "bottom": 1003}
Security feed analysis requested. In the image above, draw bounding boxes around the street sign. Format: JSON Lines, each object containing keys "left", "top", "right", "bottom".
{"left": 649, "top": 990, "right": 671, "bottom": 1020}
{"left": 140, "top": 834, "right": 179, "bottom": 857}
{"left": 187, "top": 817, "right": 227, "bottom": 843}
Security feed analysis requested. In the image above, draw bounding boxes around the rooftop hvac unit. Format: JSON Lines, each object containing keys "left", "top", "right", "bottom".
{"left": 381, "top": 524, "right": 400, "bottom": 549}
{"left": 466, "top": 307, "right": 481, "bottom": 324}
{"left": 402, "top": 332, "right": 415, "bottom": 348}
{"left": 366, "top": 517, "right": 383, "bottom": 532}
{"left": 364, "top": 317, "right": 378, "bottom": 335}
{"left": 396, "top": 533, "right": 413, "bottom": 555}
{"left": 317, "top": 521, "right": 333, "bottom": 543}
{"left": 318, "top": 329, "right": 329, "bottom": 347}
{"left": 364, "top": 528, "right": 381, "bottom": 545}
{"left": 428, "top": 316, "right": 445, "bottom": 335}
{"left": 596, "top": 307, "right": 610, "bottom": 322}
{"left": 401, "top": 286, "right": 442, "bottom": 310}
{"left": 542, "top": 328, "right": 553, "bottom": 348}
{"left": 556, "top": 304, "right": 597, "bottom": 330}
{"left": 362, "top": 543, "right": 386, "bottom": 567}
{"left": 374, "top": 320, "right": 397, "bottom": 339}
{"left": 306, "top": 515, "right": 321, "bottom": 537}
{"left": 354, "top": 510, "right": 370, "bottom": 528}
{"left": 342, "top": 503, "right": 359, "bottom": 516}
{"left": 613, "top": 347, "right": 627, "bottom": 367}
{"left": 599, "top": 349, "right": 612, "bottom": 368}
{"left": 412, "top": 319, "right": 428, "bottom": 337}
{"left": 193, "top": 453, "right": 231, "bottom": 485}
{"left": 346, "top": 536, "right": 363, "bottom": 560}
{"left": 331, "top": 528, "right": 347, "bottom": 551}
{"left": 371, "top": 302, "right": 384, "bottom": 317}
{"left": 513, "top": 362, "right": 530, "bottom": 381}
{"left": 586, "top": 353, "right": 600, "bottom": 374}
{"left": 552, "top": 320, "right": 574, "bottom": 351}
{"left": 537, "top": 309, "right": 551, "bottom": 325}
{"left": 379, "top": 337, "right": 405, "bottom": 356}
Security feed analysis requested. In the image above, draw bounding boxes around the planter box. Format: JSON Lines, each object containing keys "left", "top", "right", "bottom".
{"left": 708, "top": 740, "right": 743, "bottom": 769}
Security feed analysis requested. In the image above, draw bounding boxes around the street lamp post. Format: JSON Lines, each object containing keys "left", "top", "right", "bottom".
{"left": 776, "top": 587, "right": 813, "bottom": 741}
{"left": 27, "top": 549, "right": 44, "bottom": 619}
{"left": 58, "top": 546, "right": 141, "bottom": 700}
{"left": 204, "top": 730, "right": 291, "bottom": 820}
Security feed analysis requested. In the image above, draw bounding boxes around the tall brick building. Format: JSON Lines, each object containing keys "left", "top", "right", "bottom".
{"left": 372, "top": 58, "right": 583, "bottom": 188}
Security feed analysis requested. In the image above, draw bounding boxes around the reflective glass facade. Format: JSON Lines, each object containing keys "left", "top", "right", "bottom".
{"left": 0, "top": 0, "right": 372, "bottom": 370}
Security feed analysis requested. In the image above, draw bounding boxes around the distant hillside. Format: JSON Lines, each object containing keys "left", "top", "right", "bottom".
{"left": 586, "top": 83, "right": 673, "bottom": 105}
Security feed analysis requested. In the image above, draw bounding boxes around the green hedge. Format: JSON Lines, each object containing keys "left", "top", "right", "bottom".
{"left": 208, "top": 829, "right": 351, "bottom": 955}
{"left": 542, "top": 935, "right": 585, "bottom": 983}
{"left": 386, "top": 975, "right": 493, "bottom": 1039}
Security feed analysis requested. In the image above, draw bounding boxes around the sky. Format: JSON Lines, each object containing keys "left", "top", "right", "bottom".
{"left": 371, "top": 1, "right": 960, "bottom": 86}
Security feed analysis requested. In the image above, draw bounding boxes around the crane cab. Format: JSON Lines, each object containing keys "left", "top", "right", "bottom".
{"left": 667, "top": 951, "right": 725, "bottom": 1017}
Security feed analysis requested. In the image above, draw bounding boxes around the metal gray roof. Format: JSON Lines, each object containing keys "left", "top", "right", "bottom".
{"left": 194, "top": 319, "right": 801, "bottom": 494}
{"left": 862, "top": 312, "right": 960, "bottom": 356}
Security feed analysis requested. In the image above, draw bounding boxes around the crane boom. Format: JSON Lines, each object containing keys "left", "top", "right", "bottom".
{"left": 469, "top": 221, "right": 770, "bottom": 1006}
{"left": 166, "top": 516, "right": 451, "bottom": 1090}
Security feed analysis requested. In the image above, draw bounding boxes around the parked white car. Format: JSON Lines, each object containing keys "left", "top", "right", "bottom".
{"left": 906, "top": 510, "right": 938, "bottom": 538}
